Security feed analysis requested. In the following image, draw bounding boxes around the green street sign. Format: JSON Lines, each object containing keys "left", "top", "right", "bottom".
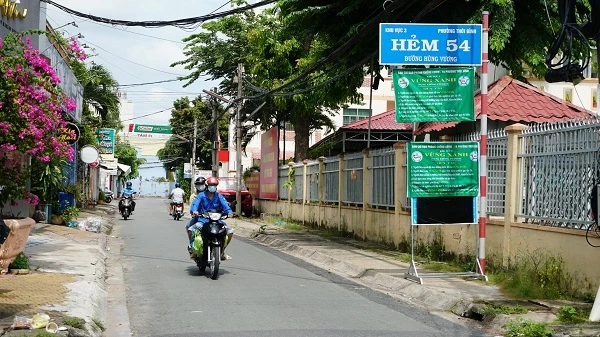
{"left": 97, "top": 128, "right": 115, "bottom": 155}
{"left": 407, "top": 142, "right": 479, "bottom": 197}
{"left": 133, "top": 124, "right": 172, "bottom": 134}
{"left": 393, "top": 67, "right": 475, "bottom": 122}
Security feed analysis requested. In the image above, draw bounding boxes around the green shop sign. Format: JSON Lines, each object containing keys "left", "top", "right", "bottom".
{"left": 393, "top": 67, "right": 474, "bottom": 122}
{"left": 407, "top": 142, "right": 479, "bottom": 197}
{"left": 133, "top": 124, "right": 172, "bottom": 134}
{"left": 97, "top": 128, "right": 115, "bottom": 155}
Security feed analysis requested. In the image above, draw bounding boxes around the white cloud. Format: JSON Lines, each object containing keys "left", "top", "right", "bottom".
{"left": 45, "top": 0, "right": 247, "bottom": 124}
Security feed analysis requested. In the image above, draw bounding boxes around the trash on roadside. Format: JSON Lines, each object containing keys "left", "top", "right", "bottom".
{"left": 12, "top": 316, "right": 32, "bottom": 329}
{"left": 31, "top": 313, "right": 50, "bottom": 329}
{"left": 77, "top": 217, "right": 102, "bottom": 233}
{"left": 274, "top": 220, "right": 287, "bottom": 226}
{"left": 45, "top": 321, "right": 59, "bottom": 333}
{"left": 66, "top": 221, "right": 78, "bottom": 228}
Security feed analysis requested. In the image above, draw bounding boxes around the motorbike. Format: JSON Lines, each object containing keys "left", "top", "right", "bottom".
{"left": 104, "top": 190, "right": 113, "bottom": 203}
{"left": 192, "top": 210, "right": 230, "bottom": 280}
{"left": 172, "top": 202, "right": 184, "bottom": 221}
{"left": 119, "top": 192, "right": 136, "bottom": 220}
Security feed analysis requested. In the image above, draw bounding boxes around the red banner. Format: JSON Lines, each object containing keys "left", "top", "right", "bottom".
{"left": 259, "top": 126, "right": 278, "bottom": 199}
{"left": 245, "top": 172, "right": 260, "bottom": 198}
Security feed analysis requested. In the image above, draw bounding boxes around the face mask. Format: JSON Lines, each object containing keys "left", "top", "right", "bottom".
{"left": 196, "top": 185, "right": 206, "bottom": 192}
{"left": 207, "top": 186, "right": 217, "bottom": 193}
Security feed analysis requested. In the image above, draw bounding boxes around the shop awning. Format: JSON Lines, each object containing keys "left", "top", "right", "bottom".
{"left": 99, "top": 161, "right": 118, "bottom": 175}
{"left": 117, "top": 163, "right": 131, "bottom": 176}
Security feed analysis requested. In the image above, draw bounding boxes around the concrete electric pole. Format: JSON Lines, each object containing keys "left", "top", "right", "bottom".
{"left": 235, "top": 63, "right": 244, "bottom": 216}
{"left": 190, "top": 117, "right": 197, "bottom": 196}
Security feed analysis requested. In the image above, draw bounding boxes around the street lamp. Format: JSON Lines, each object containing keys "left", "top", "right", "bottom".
{"left": 54, "top": 21, "right": 78, "bottom": 30}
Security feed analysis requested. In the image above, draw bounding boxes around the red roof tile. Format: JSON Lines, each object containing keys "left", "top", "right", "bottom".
{"left": 342, "top": 109, "right": 413, "bottom": 131}
{"left": 416, "top": 76, "right": 592, "bottom": 134}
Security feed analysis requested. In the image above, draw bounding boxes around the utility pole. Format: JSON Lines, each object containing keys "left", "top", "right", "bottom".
{"left": 212, "top": 88, "right": 219, "bottom": 178}
{"left": 191, "top": 117, "right": 197, "bottom": 197}
{"left": 235, "top": 63, "right": 244, "bottom": 216}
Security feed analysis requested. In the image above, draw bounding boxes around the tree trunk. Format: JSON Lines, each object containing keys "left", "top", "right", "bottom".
{"left": 293, "top": 117, "right": 310, "bottom": 162}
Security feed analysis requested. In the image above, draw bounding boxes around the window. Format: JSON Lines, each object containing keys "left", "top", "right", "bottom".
{"left": 593, "top": 88, "right": 598, "bottom": 110}
{"left": 343, "top": 108, "right": 371, "bottom": 125}
{"left": 564, "top": 88, "right": 573, "bottom": 103}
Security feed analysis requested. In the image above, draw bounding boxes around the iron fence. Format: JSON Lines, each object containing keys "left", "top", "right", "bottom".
{"left": 518, "top": 119, "right": 600, "bottom": 229}
{"left": 342, "top": 152, "right": 363, "bottom": 205}
{"left": 323, "top": 156, "right": 340, "bottom": 203}
{"left": 370, "top": 147, "right": 395, "bottom": 209}
{"left": 278, "top": 165, "right": 289, "bottom": 200}
{"left": 307, "top": 161, "right": 320, "bottom": 203}
{"left": 292, "top": 162, "right": 304, "bottom": 201}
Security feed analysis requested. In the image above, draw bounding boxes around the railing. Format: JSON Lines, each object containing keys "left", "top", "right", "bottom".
{"left": 370, "top": 147, "right": 395, "bottom": 209}
{"left": 518, "top": 119, "right": 600, "bottom": 229}
{"left": 272, "top": 119, "right": 600, "bottom": 230}
{"left": 342, "top": 152, "right": 363, "bottom": 206}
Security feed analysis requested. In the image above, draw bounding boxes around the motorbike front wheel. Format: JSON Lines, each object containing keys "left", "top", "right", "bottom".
{"left": 210, "top": 245, "right": 220, "bottom": 280}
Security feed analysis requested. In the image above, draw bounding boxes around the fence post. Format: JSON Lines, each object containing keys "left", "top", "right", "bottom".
{"left": 302, "top": 159, "right": 308, "bottom": 224}
{"left": 318, "top": 156, "right": 325, "bottom": 227}
{"left": 362, "top": 149, "right": 370, "bottom": 240}
{"left": 503, "top": 123, "right": 527, "bottom": 267}
{"left": 338, "top": 153, "right": 344, "bottom": 231}
{"left": 287, "top": 162, "right": 294, "bottom": 219}
{"left": 394, "top": 141, "right": 408, "bottom": 246}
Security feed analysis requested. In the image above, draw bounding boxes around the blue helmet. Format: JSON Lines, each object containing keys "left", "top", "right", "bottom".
{"left": 126, "top": 182, "right": 132, "bottom": 188}
{"left": 175, "top": 182, "right": 181, "bottom": 188}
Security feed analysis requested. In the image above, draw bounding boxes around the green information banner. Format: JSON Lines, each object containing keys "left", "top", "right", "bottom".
{"left": 407, "top": 141, "right": 479, "bottom": 197}
{"left": 133, "top": 124, "right": 172, "bottom": 134}
{"left": 97, "top": 128, "right": 115, "bottom": 155}
{"left": 393, "top": 67, "right": 475, "bottom": 122}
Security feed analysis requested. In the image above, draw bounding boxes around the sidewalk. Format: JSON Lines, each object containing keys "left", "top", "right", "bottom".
{"left": 0, "top": 204, "right": 116, "bottom": 337}
{"left": 230, "top": 216, "right": 600, "bottom": 337}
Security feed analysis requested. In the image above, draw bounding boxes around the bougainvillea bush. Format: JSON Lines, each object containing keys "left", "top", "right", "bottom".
{"left": 0, "top": 31, "right": 80, "bottom": 209}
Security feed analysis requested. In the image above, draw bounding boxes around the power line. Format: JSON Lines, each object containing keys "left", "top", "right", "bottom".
{"left": 117, "top": 79, "right": 182, "bottom": 87}
{"left": 120, "top": 108, "right": 172, "bottom": 122}
{"left": 84, "top": 40, "right": 186, "bottom": 76}
{"left": 40, "top": 0, "right": 277, "bottom": 28}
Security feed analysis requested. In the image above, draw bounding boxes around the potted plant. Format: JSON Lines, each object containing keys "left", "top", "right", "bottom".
{"left": 50, "top": 200, "right": 63, "bottom": 225}
{"left": 61, "top": 206, "right": 80, "bottom": 223}
{"left": 8, "top": 252, "right": 29, "bottom": 275}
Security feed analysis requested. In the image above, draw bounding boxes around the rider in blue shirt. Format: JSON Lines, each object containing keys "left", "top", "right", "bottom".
{"left": 120, "top": 181, "right": 136, "bottom": 212}
{"left": 187, "top": 177, "right": 234, "bottom": 259}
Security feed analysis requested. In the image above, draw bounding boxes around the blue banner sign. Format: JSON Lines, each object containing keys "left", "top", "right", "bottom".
{"left": 379, "top": 23, "right": 482, "bottom": 66}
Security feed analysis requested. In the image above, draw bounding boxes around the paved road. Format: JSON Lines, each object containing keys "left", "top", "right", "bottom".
{"left": 119, "top": 198, "right": 486, "bottom": 337}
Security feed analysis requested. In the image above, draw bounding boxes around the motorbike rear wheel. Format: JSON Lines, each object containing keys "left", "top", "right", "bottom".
{"left": 210, "top": 245, "right": 220, "bottom": 280}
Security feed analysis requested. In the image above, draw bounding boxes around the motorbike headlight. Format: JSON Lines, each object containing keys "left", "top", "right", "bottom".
{"left": 209, "top": 212, "right": 221, "bottom": 221}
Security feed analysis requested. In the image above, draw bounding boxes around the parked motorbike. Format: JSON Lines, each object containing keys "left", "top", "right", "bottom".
{"left": 105, "top": 190, "right": 113, "bottom": 203}
{"left": 119, "top": 192, "right": 136, "bottom": 220}
{"left": 192, "top": 210, "right": 230, "bottom": 280}
{"left": 172, "top": 202, "right": 184, "bottom": 221}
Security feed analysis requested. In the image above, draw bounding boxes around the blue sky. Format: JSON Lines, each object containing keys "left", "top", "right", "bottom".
{"left": 45, "top": 1, "right": 255, "bottom": 125}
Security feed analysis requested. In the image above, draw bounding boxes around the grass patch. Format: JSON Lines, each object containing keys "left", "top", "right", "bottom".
{"left": 282, "top": 223, "right": 304, "bottom": 231}
{"left": 556, "top": 305, "right": 589, "bottom": 323}
{"left": 487, "top": 252, "right": 577, "bottom": 300}
{"left": 92, "top": 317, "right": 105, "bottom": 331}
{"left": 503, "top": 319, "right": 553, "bottom": 337}
{"left": 481, "top": 304, "right": 528, "bottom": 316}
{"left": 13, "top": 333, "right": 57, "bottom": 337}
{"left": 62, "top": 316, "right": 85, "bottom": 329}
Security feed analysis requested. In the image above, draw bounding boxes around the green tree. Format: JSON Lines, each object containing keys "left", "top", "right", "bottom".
{"left": 174, "top": 1, "right": 357, "bottom": 161}
{"left": 276, "top": 0, "right": 591, "bottom": 81}
{"left": 157, "top": 96, "right": 229, "bottom": 172}
{"left": 114, "top": 141, "right": 145, "bottom": 181}
{"left": 71, "top": 61, "right": 121, "bottom": 129}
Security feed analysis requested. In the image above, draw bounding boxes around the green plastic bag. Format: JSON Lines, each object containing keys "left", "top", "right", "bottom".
{"left": 192, "top": 232, "right": 203, "bottom": 255}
